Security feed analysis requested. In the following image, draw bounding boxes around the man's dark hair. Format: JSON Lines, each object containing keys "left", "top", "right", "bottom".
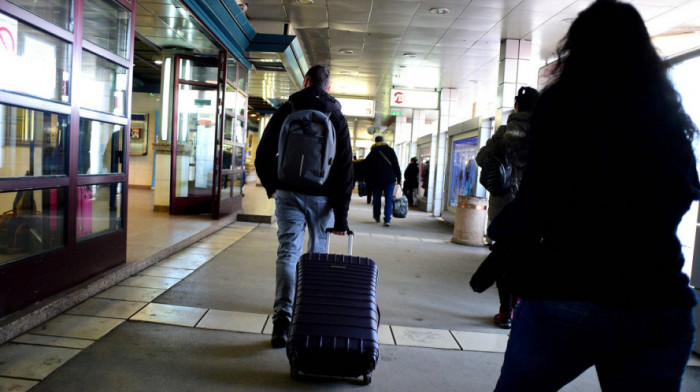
{"left": 305, "top": 65, "right": 331, "bottom": 91}
{"left": 514, "top": 86, "right": 539, "bottom": 113}
{"left": 375, "top": 135, "right": 384, "bottom": 142}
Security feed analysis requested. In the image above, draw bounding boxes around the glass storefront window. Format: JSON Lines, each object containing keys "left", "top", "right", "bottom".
{"left": 0, "top": 187, "right": 66, "bottom": 265}
{"left": 0, "top": 15, "right": 72, "bottom": 102}
{"left": 227, "top": 59, "right": 237, "bottom": 87}
{"left": 6, "top": 0, "right": 73, "bottom": 31}
{"left": 449, "top": 136, "right": 479, "bottom": 206}
{"left": 225, "top": 86, "right": 236, "bottom": 118}
{"left": 78, "top": 119, "right": 124, "bottom": 175}
{"left": 80, "top": 51, "right": 128, "bottom": 116}
{"left": 175, "top": 85, "right": 216, "bottom": 197}
{"left": 178, "top": 58, "right": 218, "bottom": 84}
{"left": 238, "top": 63, "right": 248, "bottom": 92}
{"left": 76, "top": 183, "right": 122, "bottom": 240}
{"left": 0, "top": 104, "right": 68, "bottom": 177}
{"left": 235, "top": 118, "right": 245, "bottom": 145}
{"left": 83, "top": 0, "right": 130, "bottom": 59}
{"left": 233, "top": 146, "right": 244, "bottom": 197}
{"left": 221, "top": 144, "right": 233, "bottom": 200}
{"left": 236, "top": 92, "right": 246, "bottom": 117}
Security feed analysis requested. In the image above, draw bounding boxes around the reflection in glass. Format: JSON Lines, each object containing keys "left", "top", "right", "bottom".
{"left": 76, "top": 183, "right": 122, "bottom": 240}
{"left": 0, "top": 104, "right": 68, "bottom": 177}
{"left": 7, "top": 0, "right": 74, "bottom": 31}
{"left": 238, "top": 63, "right": 248, "bottom": 92}
{"left": 226, "top": 58, "right": 237, "bottom": 86}
{"left": 233, "top": 146, "right": 244, "bottom": 197}
{"left": 0, "top": 19, "right": 72, "bottom": 102}
{"left": 80, "top": 51, "right": 128, "bottom": 116}
{"left": 0, "top": 187, "right": 66, "bottom": 265}
{"left": 224, "top": 113, "right": 234, "bottom": 141}
{"left": 221, "top": 144, "right": 233, "bottom": 200}
{"left": 175, "top": 85, "right": 216, "bottom": 197}
{"left": 78, "top": 119, "right": 124, "bottom": 175}
{"left": 178, "top": 58, "right": 218, "bottom": 84}
{"left": 83, "top": 0, "right": 130, "bottom": 59}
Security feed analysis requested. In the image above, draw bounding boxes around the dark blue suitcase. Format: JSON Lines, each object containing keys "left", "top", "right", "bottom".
{"left": 286, "top": 230, "right": 380, "bottom": 385}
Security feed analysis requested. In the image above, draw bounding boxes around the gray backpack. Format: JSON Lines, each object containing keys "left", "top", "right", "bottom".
{"left": 277, "top": 103, "right": 336, "bottom": 188}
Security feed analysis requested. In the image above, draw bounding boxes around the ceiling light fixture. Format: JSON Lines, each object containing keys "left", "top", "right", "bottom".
{"left": 154, "top": 60, "right": 163, "bottom": 65}
{"left": 296, "top": 0, "right": 314, "bottom": 4}
{"left": 430, "top": 7, "right": 449, "bottom": 15}
{"left": 403, "top": 52, "right": 417, "bottom": 58}
{"left": 339, "top": 49, "right": 354, "bottom": 55}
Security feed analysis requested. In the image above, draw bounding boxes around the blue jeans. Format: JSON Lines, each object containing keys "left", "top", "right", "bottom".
{"left": 373, "top": 183, "right": 396, "bottom": 223}
{"left": 495, "top": 300, "right": 696, "bottom": 392}
{"left": 273, "top": 190, "right": 333, "bottom": 323}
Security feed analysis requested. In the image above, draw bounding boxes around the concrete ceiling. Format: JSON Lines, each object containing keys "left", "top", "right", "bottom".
{"left": 133, "top": 0, "right": 700, "bottom": 131}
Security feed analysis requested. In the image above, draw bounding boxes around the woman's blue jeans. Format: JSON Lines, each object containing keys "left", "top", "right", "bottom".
{"left": 273, "top": 190, "right": 332, "bottom": 322}
{"left": 495, "top": 299, "right": 696, "bottom": 392}
{"left": 373, "top": 182, "right": 395, "bottom": 223}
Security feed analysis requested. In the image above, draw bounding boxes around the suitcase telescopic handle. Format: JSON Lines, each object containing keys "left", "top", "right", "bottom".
{"left": 325, "top": 228, "right": 354, "bottom": 256}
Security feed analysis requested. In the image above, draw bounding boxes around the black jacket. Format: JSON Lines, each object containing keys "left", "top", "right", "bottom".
{"left": 404, "top": 162, "right": 419, "bottom": 189}
{"left": 364, "top": 142, "right": 401, "bottom": 188}
{"left": 254, "top": 85, "right": 353, "bottom": 231}
{"left": 487, "top": 83, "right": 700, "bottom": 310}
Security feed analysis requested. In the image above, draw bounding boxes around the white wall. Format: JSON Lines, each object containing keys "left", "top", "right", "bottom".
{"left": 128, "top": 92, "right": 161, "bottom": 187}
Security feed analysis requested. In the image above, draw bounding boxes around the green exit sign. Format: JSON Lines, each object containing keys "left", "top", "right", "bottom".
{"left": 390, "top": 110, "right": 402, "bottom": 116}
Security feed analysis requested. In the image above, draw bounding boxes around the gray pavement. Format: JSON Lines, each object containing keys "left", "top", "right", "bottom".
{"left": 2, "top": 194, "right": 699, "bottom": 391}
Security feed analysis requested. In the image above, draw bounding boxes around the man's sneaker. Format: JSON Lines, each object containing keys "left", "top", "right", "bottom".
{"left": 271, "top": 318, "right": 290, "bottom": 348}
{"left": 383, "top": 221, "right": 390, "bottom": 227}
{"left": 374, "top": 216, "right": 380, "bottom": 223}
{"left": 493, "top": 312, "right": 512, "bottom": 329}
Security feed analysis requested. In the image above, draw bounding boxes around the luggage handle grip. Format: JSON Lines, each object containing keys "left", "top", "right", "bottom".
{"left": 325, "top": 228, "right": 354, "bottom": 256}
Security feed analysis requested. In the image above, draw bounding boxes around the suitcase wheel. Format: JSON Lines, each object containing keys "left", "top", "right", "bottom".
{"left": 362, "top": 373, "right": 372, "bottom": 385}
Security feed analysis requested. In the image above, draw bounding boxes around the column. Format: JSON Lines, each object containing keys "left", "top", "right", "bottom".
{"left": 432, "top": 88, "right": 459, "bottom": 216}
{"left": 495, "top": 39, "right": 532, "bottom": 129}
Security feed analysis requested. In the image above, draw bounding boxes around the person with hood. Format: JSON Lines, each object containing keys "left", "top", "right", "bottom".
{"left": 254, "top": 65, "right": 353, "bottom": 348}
{"left": 403, "top": 157, "right": 419, "bottom": 206}
{"left": 474, "top": 85, "right": 539, "bottom": 329}
{"left": 364, "top": 135, "right": 401, "bottom": 226}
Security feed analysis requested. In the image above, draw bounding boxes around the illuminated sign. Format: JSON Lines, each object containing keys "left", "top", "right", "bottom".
{"left": 336, "top": 98, "right": 375, "bottom": 117}
{"left": 390, "top": 88, "right": 439, "bottom": 109}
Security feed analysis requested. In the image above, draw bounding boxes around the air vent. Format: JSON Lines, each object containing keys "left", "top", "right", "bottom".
{"left": 251, "top": 61, "right": 286, "bottom": 72}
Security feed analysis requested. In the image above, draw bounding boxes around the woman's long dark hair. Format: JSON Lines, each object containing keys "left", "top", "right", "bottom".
{"left": 551, "top": 0, "right": 697, "bottom": 142}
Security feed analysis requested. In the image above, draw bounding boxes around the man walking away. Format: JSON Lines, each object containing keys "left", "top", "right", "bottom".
{"left": 254, "top": 65, "right": 353, "bottom": 348}
{"left": 404, "top": 157, "right": 419, "bottom": 206}
{"left": 364, "top": 135, "right": 401, "bottom": 226}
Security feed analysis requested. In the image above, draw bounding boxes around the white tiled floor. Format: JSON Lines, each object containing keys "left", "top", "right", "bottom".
{"left": 0, "top": 376, "right": 38, "bottom": 392}
{"left": 30, "top": 315, "right": 123, "bottom": 341}
{"left": 130, "top": 303, "right": 207, "bottom": 327}
{"left": 196, "top": 309, "right": 269, "bottom": 334}
{"left": 391, "top": 326, "right": 462, "bottom": 350}
{"left": 66, "top": 298, "right": 147, "bottom": 319}
{"left": 1, "top": 221, "right": 698, "bottom": 391}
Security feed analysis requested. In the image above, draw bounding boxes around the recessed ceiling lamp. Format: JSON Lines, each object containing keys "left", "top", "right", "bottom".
{"left": 296, "top": 0, "right": 314, "bottom": 4}
{"left": 430, "top": 7, "right": 449, "bottom": 15}
{"left": 339, "top": 49, "right": 354, "bottom": 55}
{"left": 403, "top": 52, "right": 417, "bottom": 58}
{"left": 154, "top": 60, "right": 163, "bottom": 65}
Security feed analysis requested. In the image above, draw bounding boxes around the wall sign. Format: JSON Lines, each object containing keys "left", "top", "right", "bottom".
{"left": 390, "top": 88, "right": 439, "bottom": 109}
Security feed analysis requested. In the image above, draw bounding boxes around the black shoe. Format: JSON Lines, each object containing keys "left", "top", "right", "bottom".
{"left": 271, "top": 318, "right": 290, "bottom": 348}
{"left": 374, "top": 216, "right": 380, "bottom": 223}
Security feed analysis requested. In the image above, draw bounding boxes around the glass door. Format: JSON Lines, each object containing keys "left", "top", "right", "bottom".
{"left": 170, "top": 55, "right": 220, "bottom": 215}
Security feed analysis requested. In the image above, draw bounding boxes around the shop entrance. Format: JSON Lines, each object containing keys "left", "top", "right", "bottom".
{"left": 169, "top": 54, "right": 229, "bottom": 216}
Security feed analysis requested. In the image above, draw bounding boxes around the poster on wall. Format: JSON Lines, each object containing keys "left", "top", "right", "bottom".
{"left": 449, "top": 137, "right": 479, "bottom": 207}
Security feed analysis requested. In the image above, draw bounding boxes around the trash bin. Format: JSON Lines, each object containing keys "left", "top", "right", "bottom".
{"left": 451, "top": 195, "right": 487, "bottom": 246}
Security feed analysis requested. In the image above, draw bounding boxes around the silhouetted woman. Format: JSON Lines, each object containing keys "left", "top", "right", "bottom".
{"left": 488, "top": 1, "right": 699, "bottom": 390}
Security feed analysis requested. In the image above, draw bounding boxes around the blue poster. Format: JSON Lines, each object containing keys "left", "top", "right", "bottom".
{"left": 449, "top": 137, "right": 479, "bottom": 207}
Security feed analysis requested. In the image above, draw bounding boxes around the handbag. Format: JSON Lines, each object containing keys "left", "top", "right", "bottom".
{"left": 358, "top": 181, "right": 367, "bottom": 197}
{"left": 392, "top": 185, "right": 408, "bottom": 219}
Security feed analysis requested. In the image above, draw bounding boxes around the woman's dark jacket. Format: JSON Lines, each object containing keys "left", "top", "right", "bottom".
{"left": 475, "top": 112, "right": 531, "bottom": 221}
{"left": 486, "top": 83, "right": 699, "bottom": 310}
{"left": 254, "top": 85, "right": 353, "bottom": 231}
{"left": 364, "top": 142, "right": 401, "bottom": 189}
{"left": 404, "top": 162, "right": 419, "bottom": 189}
